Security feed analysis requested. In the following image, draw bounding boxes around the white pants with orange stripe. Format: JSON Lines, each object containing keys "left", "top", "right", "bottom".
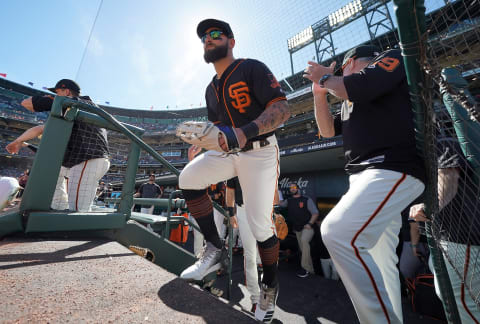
{"left": 51, "top": 158, "right": 110, "bottom": 212}
{"left": 321, "top": 169, "right": 424, "bottom": 324}
{"left": 179, "top": 135, "right": 279, "bottom": 243}
{"left": 430, "top": 242, "right": 480, "bottom": 324}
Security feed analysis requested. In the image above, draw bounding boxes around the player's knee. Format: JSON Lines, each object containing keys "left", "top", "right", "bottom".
{"left": 178, "top": 168, "right": 195, "bottom": 189}
{"left": 320, "top": 218, "right": 337, "bottom": 249}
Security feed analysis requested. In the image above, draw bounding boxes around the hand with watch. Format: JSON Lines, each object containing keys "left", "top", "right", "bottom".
{"left": 303, "top": 60, "right": 337, "bottom": 86}
{"left": 319, "top": 74, "right": 332, "bottom": 88}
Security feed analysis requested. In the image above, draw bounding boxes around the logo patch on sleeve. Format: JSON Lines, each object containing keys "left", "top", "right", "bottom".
{"left": 268, "top": 74, "right": 281, "bottom": 88}
{"left": 374, "top": 57, "right": 400, "bottom": 72}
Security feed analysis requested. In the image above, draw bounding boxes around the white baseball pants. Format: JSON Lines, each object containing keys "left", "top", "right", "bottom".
{"left": 214, "top": 208, "right": 227, "bottom": 239}
{"left": 189, "top": 216, "right": 205, "bottom": 258}
{"left": 179, "top": 135, "right": 279, "bottom": 242}
{"left": 0, "top": 177, "right": 20, "bottom": 210}
{"left": 321, "top": 169, "right": 424, "bottom": 324}
{"left": 430, "top": 242, "right": 480, "bottom": 323}
{"left": 320, "top": 258, "right": 339, "bottom": 280}
{"left": 51, "top": 158, "right": 110, "bottom": 212}
{"left": 236, "top": 204, "right": 261, "bottom": 304}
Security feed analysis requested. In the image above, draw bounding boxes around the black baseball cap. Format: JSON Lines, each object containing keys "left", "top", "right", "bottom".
{"left": 342, "top": 45, "right": 380, "bottom": 65}
{"left": 48, "top": 79, "right": 81, "bottom": 94}
{"left": 197, "top": 19, "right": 234, "bottom": 39}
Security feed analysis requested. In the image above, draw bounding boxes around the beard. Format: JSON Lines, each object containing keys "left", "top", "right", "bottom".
{"left": 204, "top": 42, "right": 229, "bottom": 63}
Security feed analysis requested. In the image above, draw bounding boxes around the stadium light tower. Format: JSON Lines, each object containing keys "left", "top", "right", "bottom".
{"left": 287, "top": 26, "right": 314, "bottom": 51}
{"left": 286, "top": 0, "right": 395, "bottom": 76}
{"left": 328, "top": 0, "right": 363, "bottom": 27}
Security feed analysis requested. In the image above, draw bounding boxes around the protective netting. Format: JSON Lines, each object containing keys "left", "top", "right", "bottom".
{"left": 415, "top": 0, "right": 480, "bottom": 308}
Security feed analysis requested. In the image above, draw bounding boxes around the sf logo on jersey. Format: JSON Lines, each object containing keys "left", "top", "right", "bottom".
{"left": 229, "top": 81, "right": 251, "bottom": 113}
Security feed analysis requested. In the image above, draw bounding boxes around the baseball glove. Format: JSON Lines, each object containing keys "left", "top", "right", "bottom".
{"left": 274, "top": 213, "right": 288, "bottom": 240}
{"left": 176, "top": 121, "right": 240, "bottom": 153}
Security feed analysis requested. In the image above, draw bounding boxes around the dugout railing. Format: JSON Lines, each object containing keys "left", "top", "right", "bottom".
{"left": 395, "top": 0, "right": 480, "bottom": 322}
{"left": 0, "top": 95, "right": 236, "bottom": 298}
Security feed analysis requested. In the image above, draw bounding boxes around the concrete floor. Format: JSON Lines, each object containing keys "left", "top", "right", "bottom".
{"left": 0, "top": 234, "right": 442, "bottom": 323}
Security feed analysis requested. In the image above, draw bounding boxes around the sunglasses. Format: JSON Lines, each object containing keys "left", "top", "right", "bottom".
{"left": 201, "top": 30, "right": 224, "bottom": 43}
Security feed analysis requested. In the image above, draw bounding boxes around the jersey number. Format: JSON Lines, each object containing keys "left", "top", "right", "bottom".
{"left": 229, "top": 81, "right": 251, "bottom": 113}
{"left": 375, "top": 57, "right": 400, "bottom": 72}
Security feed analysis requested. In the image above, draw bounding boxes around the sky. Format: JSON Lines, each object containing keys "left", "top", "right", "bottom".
{"left": 0, "top": 0, "right": 444, "bottom": 110}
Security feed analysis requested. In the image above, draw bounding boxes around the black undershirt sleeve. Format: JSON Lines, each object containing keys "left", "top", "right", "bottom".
{"left": 31, "top": 95, "right": 55, "bottom": 112}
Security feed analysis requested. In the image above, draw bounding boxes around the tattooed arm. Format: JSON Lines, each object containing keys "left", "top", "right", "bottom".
{"left": 219, "top": 100, "right": 290, "bottom": 151}
{"left": 254, "top": 100, "right": 291, "bottom": 135}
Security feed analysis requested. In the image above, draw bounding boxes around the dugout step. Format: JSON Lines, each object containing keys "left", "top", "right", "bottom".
{"left": 0, "top": 207, "right": 23, "bottom": 238}
{"left": 24, "top": 211, "right": 127, "bottom": 233}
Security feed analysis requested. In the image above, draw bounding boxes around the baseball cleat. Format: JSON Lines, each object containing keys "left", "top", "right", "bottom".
{"left": 255, "top": 283, "right": 279, "bottom": 323}
{"left": 180, "top": 242, "right": 227, "bottom": 281}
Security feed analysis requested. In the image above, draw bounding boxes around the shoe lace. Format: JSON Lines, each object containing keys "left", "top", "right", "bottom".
{"left": 198, "top": 245, "right": 219, "bottom": 265}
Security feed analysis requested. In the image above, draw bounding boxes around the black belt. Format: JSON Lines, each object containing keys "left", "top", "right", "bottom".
{"left": 241, "top": 139, "right": 270, "bottom": 152}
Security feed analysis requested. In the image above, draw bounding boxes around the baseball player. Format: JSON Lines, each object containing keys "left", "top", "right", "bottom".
{"left": 304, "top": 46, "right": 426, "bottom": 324}
{"left": 134, "top": 174, "right": 162, "bottom": 214}
{"left": 178, "top": 19, "right": 290, "bottom": 323}
{"left": 226, "top": 177, "right": 262, "bottom": 313}
{"left": 20, "top": 79, "right": 110, "bottom": 212}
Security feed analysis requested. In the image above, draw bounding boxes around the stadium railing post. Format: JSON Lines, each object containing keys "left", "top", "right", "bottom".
{"left": 394, "top": 0, "right": 461, "bottom": 322}
{"left": 20, "top": 96, "right": 73, "bottom": 212}
{"left": 118, "top": 142, "right": 140, "bottom": 217}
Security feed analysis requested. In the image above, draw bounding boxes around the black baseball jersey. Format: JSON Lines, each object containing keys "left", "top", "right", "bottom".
{"left": 205, "top": 58, "right": 286, "bottom": 141}
{"left": 31, "top": 95, "right": 109, "bottom": 168}
{"left": 333, "top": 49, "right": 425, "bottom": 182}
{"left": 226, "top": 177, "right": 244, "bottom": 207}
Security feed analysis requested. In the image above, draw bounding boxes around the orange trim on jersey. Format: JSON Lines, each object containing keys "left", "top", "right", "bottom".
{"left": 266, "top": 97, "right": 287, "bottom": 109}
{"left": 350, "top": 173, "right": 407, "bottom": 324}
{"left": 75, "top": 161, "right": 89, "bottom": 210}
{"left": 213, "top": 121, "right": 221, "bottom": 124}
{"left": 210, "top": 82, "right": 219, "bottom": 102}
{"left": 461, "top": 245, "right": 480, "bottom": 323}
{"left": 222, "top": 59, "right": 246, "bottom": 128}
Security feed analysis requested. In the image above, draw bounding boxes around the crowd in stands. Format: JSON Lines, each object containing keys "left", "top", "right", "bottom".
{"left": 0, "top": 91, "right": 48, "bottom": 123}
{"left": 0, "top": 139, "right": 36, "bottom": 157}
{"left": 0, "top": 166, "right": 24, "bottom": 178}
